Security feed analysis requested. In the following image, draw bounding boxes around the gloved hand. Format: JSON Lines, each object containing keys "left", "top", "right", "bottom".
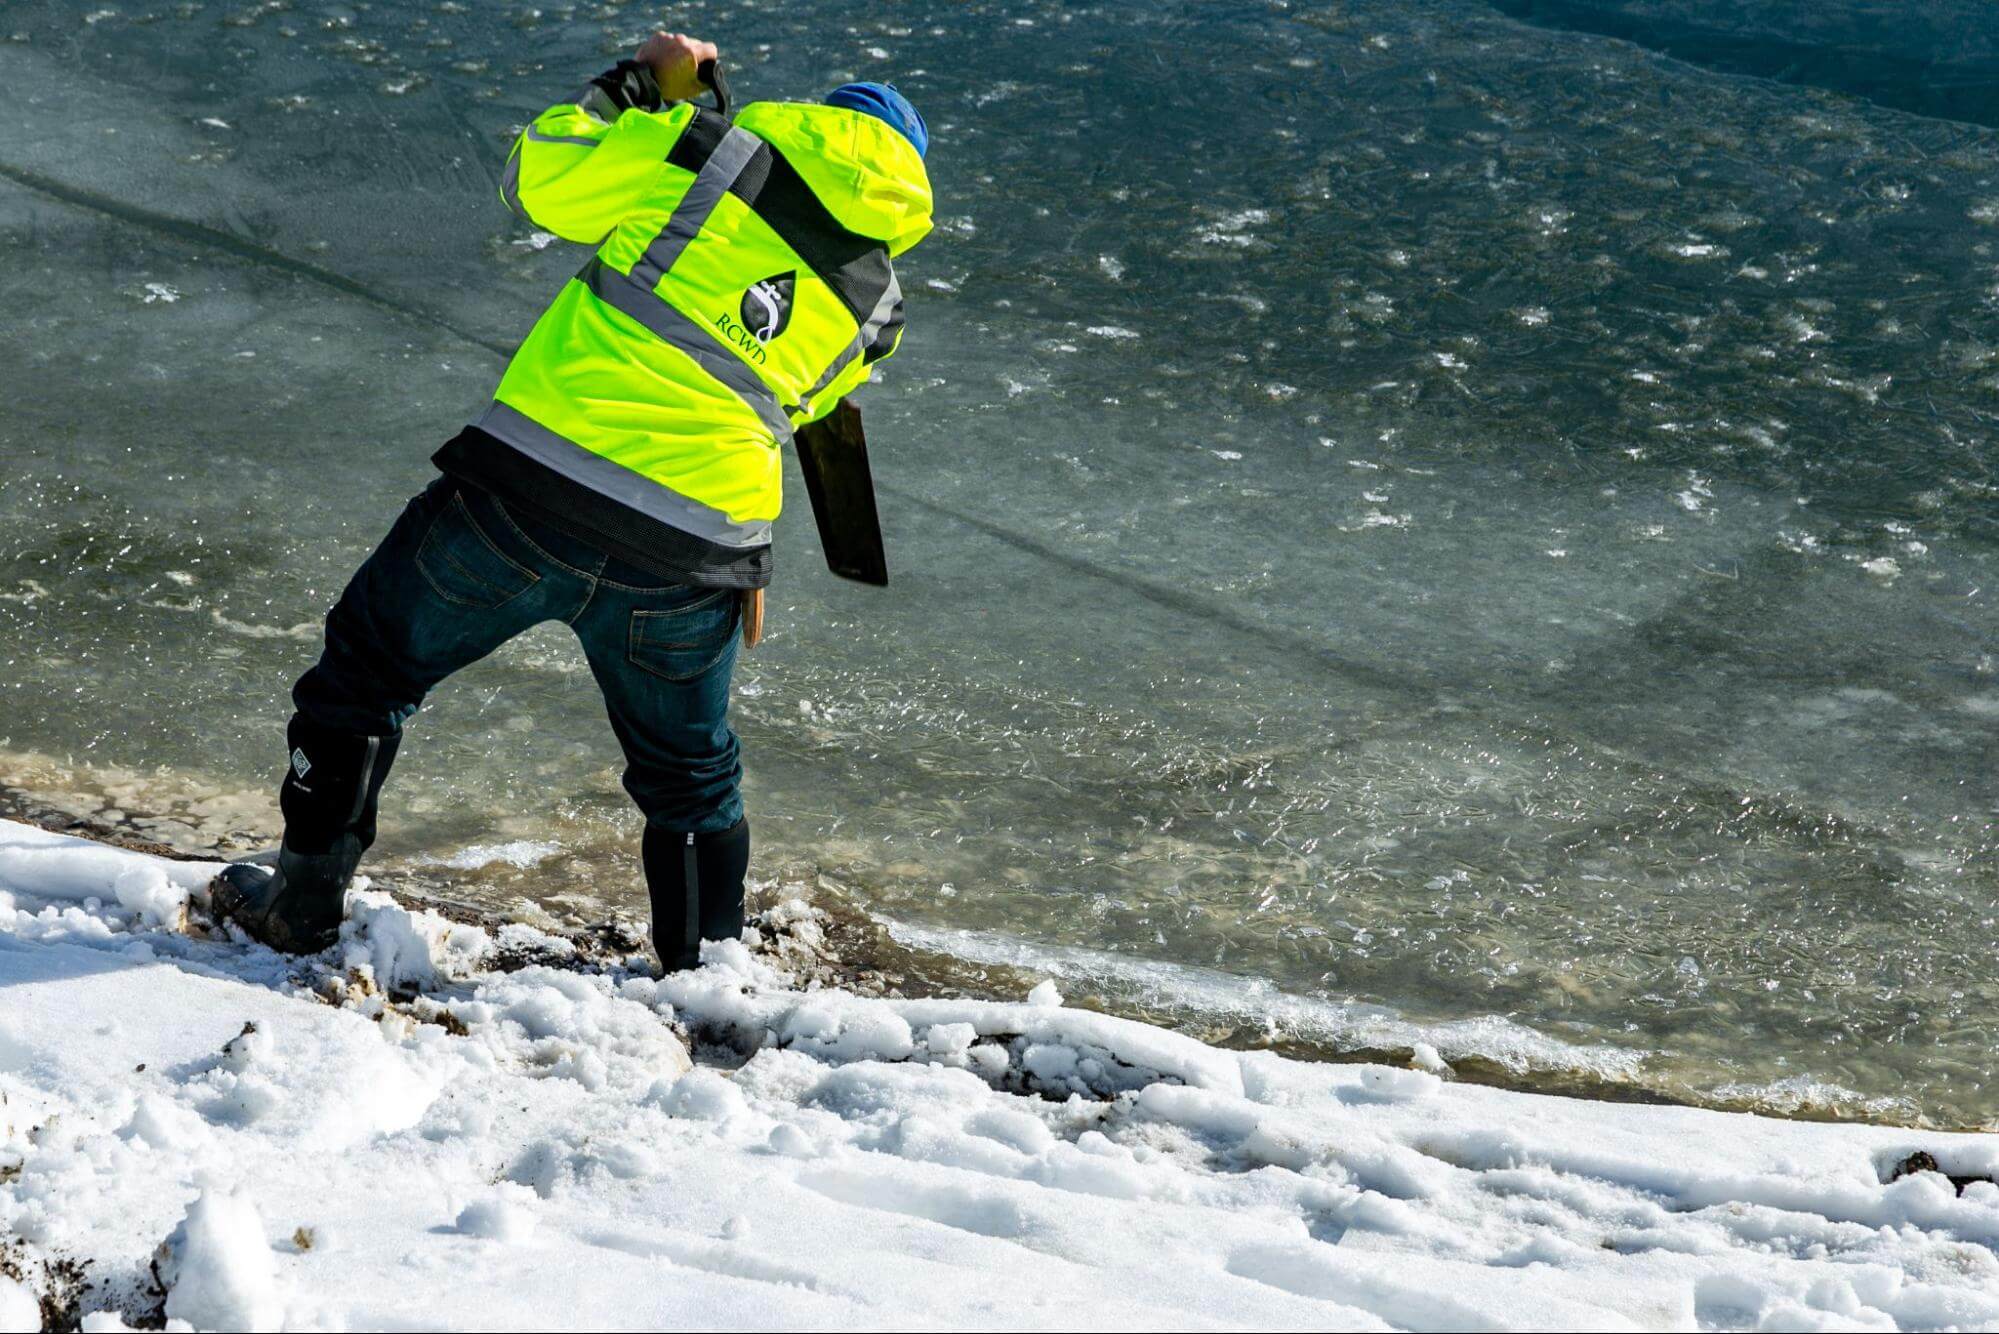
{"left": 636, "top": 31, "right": 719, "bottom": 102}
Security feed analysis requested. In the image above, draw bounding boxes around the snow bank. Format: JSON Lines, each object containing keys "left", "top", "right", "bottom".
{"left": 0, "top": 822, "right": 213, "bottom": 927}
{"left": 1, "top": 819, "right": 1996, "bottom": 1331}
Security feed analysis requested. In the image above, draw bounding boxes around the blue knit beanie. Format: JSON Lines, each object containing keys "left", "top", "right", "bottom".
{"left": 824, "top": 82, "right": 928, "bottom": 159}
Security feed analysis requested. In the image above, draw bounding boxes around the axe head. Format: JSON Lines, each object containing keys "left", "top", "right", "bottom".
{"left": 793, "top": 399, "right": 888, "bottom": 586}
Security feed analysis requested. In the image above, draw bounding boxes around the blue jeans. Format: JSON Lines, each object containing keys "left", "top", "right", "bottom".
{"left": 293, "top": 475, "right": 744, "bottom": 833}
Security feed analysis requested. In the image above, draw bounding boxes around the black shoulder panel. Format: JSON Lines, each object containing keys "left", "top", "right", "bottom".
{"left": 662, "top": 110, "right": 893, "bottom": 328}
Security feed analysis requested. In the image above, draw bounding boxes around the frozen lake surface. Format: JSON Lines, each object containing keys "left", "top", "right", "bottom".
{"left": 1, "top": 0, "right": 1994, "bottom": 1125}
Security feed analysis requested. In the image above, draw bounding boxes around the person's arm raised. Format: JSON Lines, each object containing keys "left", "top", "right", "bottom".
{"left": 496, "top": 32, "right": 719, "bottom": 243}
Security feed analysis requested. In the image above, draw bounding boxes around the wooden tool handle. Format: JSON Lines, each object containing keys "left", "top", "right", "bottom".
{"left": 740, "top": 587, "right": 764, "bottom": 649}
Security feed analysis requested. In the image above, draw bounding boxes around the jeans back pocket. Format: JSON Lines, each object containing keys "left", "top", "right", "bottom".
{"left": 415, "top": 490, "right": 542, "bottom": 610}
{"left": 627, "top": 592, "right": 738, "bottom": 683}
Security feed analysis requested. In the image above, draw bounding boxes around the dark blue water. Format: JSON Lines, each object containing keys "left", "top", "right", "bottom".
{"left": 1491, "top": 1, "right": 1999, "bottom": 126}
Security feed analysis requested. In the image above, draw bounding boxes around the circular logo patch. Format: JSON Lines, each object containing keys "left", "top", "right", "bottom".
{"left": 740, "top": 272, "right": 796, "bottom": 344}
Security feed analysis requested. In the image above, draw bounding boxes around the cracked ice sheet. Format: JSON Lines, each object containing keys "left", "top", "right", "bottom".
{"left": 2, "top": 819, "right": 1997, "bottom": 1332}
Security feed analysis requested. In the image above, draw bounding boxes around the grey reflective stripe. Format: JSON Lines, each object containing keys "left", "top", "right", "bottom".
{"left": 502, "top": 124, "right": 609, "bottom": 215}
{"left": 473, "top": 402, "right": 774, "bottom": 549}
{"left": 578, "top": 259, "right": 795, "bottom": 442}
{"left": 798, "top": 339, "right": 858, "bottom": 416}
{"left": 499, "top": 142, "right": 524, "bottom": 215}
{"left": 799, "top": 272, "right": 903, "bottom": 414}
{"left": 857, "top": 271, "right": 905, "bottom": 361}
{"left": 524, "top": 125, "right": 607, "bottom": 148}
{"left": 575, "top": 84, "right": 622, "bottom": 123}
{"left": 628, "top": 126, "right": 763, "bottom": 292}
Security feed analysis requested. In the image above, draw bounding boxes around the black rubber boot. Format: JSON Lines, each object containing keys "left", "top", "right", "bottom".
{"left": 642, "top": 817, "right": 750, "bottom": 972}
{"left": 212, "top": 841, "right": 362, "bottom": 953}
{"left": 212, "top": 719, "right": 400, "bottom": 954}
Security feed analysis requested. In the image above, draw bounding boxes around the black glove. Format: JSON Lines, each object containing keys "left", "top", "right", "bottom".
{"left": 587, "top": 59, "right": 665, "bottom": 114}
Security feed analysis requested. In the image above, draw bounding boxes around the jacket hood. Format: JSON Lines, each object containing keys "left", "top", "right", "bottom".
{"left": 735, "top": 101, "right": 933, "bottom": 257}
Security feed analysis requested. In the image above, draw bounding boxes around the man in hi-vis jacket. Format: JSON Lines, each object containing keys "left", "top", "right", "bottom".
{"left": 214, "top": 33, "right": 932, "bottom": 969}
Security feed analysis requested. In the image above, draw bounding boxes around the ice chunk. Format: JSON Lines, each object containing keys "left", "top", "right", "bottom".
{"left": 156, "top": 1189, "right": 285, "bottom": 1332}
{"left": 780, "top": 997, "right": 915, "bottom": 1063}
{"left": 121, "top": 1093, "right": 207, "bottom": 1152}
{"left": 1348, "top": 1066, "right": 1442, "bottom": 1104}
{"left": 416, "top": 840, "right": 560, "bottom": 871}
{"left": 767, "top": 1123, "right": 815, "bottom": 1158}
{"left": 1022, "top": 1043, "right": 1079, "bottom": 1083}
{"left": 648, "top": 1068, "right": 749, "bottom": 1123}
{"left": 923, "top": 1022, "right": 977, "bottom": 1060}
{"left": 111, "top": 863, "right": 185, "bottom": 927}
{"left": 339, "top": 891, "right": 494, "bottom": 992}
{"left": 455, "top": 1186, "right": 539, "bottom": 1243}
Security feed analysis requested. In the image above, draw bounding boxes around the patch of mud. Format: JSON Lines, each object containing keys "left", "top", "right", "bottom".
{"left": 1, "top": 1238, "right": 91, "bottom": 1332}
{"left": 1885, "top": 1149, "right": 1998, "bottom": 1196}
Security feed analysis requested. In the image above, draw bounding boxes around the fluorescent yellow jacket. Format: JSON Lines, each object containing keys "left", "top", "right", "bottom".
{"left": 439, "top": 74, "right": 932, "bottom": 586}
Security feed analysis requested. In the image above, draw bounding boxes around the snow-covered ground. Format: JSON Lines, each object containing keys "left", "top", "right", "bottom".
{"left": 2, "top": 819, "right": 1996, "bottom": 1332}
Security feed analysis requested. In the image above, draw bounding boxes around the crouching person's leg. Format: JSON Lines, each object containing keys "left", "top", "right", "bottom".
{"left": 216, "top": 477, "right": 551, "bottom": 951}
{"left": 576, "top": 575, "right": 747, "bottom": 972}
{"left": 213, "top": 720, "right": 402, "bottom": 952}
{"left": 642, "top": 816, "right": 751, "bottom": 972}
